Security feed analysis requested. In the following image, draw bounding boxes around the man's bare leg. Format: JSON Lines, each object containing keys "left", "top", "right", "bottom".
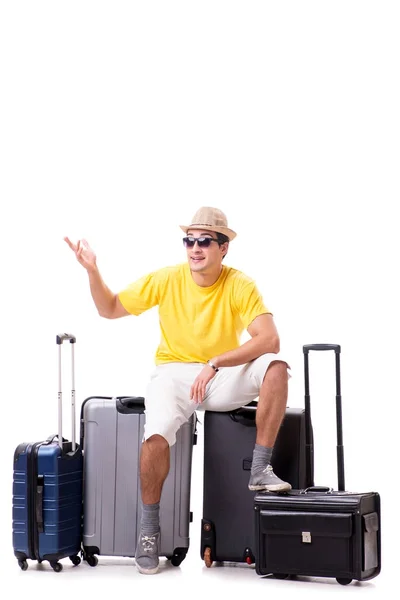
{"left": 140, "top": 434, "right": 170, "bottom": 504}
{"left": 256, "top": 361, "right": 289, "bottom": 446}
{"left": 136, "top": 434, "right": 170, "bottom": 575}
{"left": 248, "top": 361, "right": 292, "bottom": 492}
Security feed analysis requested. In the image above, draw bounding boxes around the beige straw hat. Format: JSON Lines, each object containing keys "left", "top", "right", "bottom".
{"left": 180, "top": 207, "right": 237, "bottom": 241}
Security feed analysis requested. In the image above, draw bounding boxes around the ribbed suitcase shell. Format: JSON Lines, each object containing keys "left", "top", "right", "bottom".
{"left": 13, "top": 441, "right": 83, "bottom": 570}
{"left": 80, "top": 396, "right": 195, "bottom": 566}
{"left": 12, "top": 333, "right": 83, "bottom": 572}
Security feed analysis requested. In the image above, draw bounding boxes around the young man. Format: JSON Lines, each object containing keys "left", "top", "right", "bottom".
{"left": 65, "top": 206, "right": 291, "bottom": 575}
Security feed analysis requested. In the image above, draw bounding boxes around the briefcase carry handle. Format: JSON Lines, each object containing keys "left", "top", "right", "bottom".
{"left": 303, "top": 343, "right": 345, "bottom": 491}
{"left": 301, "top": 486, "right": 334, "bottom": 494}
{"left": 56, "top": 333, "right": 77, "bottom": 451}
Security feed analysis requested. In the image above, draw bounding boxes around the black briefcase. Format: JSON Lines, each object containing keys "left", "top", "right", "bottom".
{"left": 254, "top": 344, "right": 381, "bottom": 586}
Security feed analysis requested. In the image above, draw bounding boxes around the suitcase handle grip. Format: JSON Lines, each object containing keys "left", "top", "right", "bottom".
{"left": 229, "top": 407, "right": 256, "bottom": 427}
{"left": 56, "top": 333, "right": 76, "bottom": 344}
{"left": 118, "top": 396, "right": 145, "bottom": 406}
{"left": 229, "top": 402, "right": 257, "bottom": 426}
{"left": 303, "top": 344, "right": 340, "bottom": 353}
{"left": 301, "top": 486, "right": 333, "bottom": 494}
{"left": 46, "top": 434, "right": 68, "bottom": 444}
{"left": 116, "top": 396, "right": 145, "bottom": 413}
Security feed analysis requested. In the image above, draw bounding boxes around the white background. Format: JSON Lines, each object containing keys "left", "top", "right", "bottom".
{"left": 0, "top": 0, "right": 398, "bottom": 596}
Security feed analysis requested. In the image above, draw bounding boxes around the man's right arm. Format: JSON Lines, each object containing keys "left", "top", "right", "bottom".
{"left": 87, "top": 266, "right": 129, "bottom": 319}
{"left": 64, "top": 236, "right": 129, "bottom": 319}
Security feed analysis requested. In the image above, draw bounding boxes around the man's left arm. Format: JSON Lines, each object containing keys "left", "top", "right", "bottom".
{"left": 210, "top": 313, "right": 280, "bottom": 368}
{"left": 190, "top": 314, "right": 279, "bottom": 403}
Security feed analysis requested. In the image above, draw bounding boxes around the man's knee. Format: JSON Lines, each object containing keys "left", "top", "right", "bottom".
{"left": 262, "top": 359, "right": 290, "bottom": 385}
{"left": 144, "top": 434, "right": 169, "bottom": 449}
{"left": 144, "top": 422, "right": 181, "bottom": 448}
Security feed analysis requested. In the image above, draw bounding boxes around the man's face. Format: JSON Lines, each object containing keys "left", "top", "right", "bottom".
{"left": 184, "top": 230, "right": 227, "bottom": 273}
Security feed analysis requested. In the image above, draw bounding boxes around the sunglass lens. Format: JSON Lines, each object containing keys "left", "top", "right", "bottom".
{"left": 197, "top": 237, "right": 212, "bottom": 248}
{"left": 183, "top": 237, "right": 195, "bottom": 248}
{"left": 183, "top": 236, "right": 214, "bottom": 248}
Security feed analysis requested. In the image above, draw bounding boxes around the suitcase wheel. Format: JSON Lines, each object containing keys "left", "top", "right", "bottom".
{"left": 50, "top": 562, "right": 63, "bottom": 573}
{"left": 18, "top": 559, "right": 28, "bottom": 571}
{"left": 170, "top": 548, "right": 187, "bottom": 567}
{"left": 84, "top": 554, "right": 98, "bottom": 567}
{"left": 336, "top": 578, "right": 352, "bottom": 586}
{"left": 273, "top": 574, "right": 289, "bottom": 580}
{"left": 203, "top": 547, "right": 213, "bottom": 568}
{"left": 69, "top": 555, "right": 81, "bottom": 566}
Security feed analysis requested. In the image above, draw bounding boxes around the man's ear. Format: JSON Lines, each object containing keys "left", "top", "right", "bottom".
{"left": 221, "top": 242, "right": 229, "bottom": 258}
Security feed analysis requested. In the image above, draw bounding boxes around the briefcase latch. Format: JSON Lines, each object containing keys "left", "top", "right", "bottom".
{"left": 302, "top": 531, "right": 311, "bottom": 543}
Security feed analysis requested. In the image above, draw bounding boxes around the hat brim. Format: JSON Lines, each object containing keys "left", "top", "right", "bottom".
{"left": 180, "top": 224, "right": 237, "bottom": 241}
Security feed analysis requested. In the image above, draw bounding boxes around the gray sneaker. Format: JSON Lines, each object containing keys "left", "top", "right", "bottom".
{"left": 248, "top": 464, "right": 292, "bottom": 492}
{"left": 135, "top": 531, "right": 160, "bottom": 575}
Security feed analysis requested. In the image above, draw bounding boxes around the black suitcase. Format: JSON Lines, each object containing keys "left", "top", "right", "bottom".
{"left": 254, "top": 344, "right": 381, "bottom": 585}
{"left": 200, "top": 402, "right": 314, "bottom": 567}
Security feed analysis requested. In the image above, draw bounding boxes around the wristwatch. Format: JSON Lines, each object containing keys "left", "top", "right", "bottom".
{"left": 207, "top": 360, "right": 219, "bottom": 372}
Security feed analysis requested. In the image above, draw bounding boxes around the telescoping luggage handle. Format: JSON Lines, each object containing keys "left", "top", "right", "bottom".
{"left": 56, "top": 333, "right": 76, "bottom": 451}
{"left": 303, "top": 343, "right": 345, "bottom": 492}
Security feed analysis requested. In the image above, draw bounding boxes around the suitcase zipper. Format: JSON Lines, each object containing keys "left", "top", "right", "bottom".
{"left": 30, "top": 442, "right": 43, "bottom": 561}
{"left": 25, "top": 443, "right": 35, "bottom": 560}
{"left": 258, "top": 499, "right": 359, "bottom": 512}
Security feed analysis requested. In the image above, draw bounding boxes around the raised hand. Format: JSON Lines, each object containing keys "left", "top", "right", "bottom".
{"left": 64, "top": 237, "right": 97, "bottom": 271}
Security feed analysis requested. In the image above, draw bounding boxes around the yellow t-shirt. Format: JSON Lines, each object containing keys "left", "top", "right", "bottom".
{"left": 118, "top": 263, "right": 270, "bottom": 365}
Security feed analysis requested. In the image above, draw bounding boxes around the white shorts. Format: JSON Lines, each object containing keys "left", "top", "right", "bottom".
{"left": 144, "top": 353, "right": 290, "bottom": 446}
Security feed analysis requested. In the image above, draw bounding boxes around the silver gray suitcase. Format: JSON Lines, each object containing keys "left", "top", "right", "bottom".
{"left": 80, "top": 396, "right": 196, "bottom": 567}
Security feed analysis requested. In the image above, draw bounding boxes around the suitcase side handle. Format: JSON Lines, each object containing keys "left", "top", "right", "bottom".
{"left": 36, "top": 475, "right": 44, "bottom": 533}
{"left": 303, "top": 343, "right": 345, "bottom": 492}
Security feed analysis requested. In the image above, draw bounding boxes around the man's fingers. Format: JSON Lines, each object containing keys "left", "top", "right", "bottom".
{"left": 198, "top": 382, "right": 205, "bottom": 404}
{"left": 194, "top": 381, "right": 201, "bottom": 404}
{"left": 191, "top": 375, "right": 210, "bottom": 404}
{"left": 64, "top": 236, "right": 77, "bottom": 252}
{"left": 199, "top": 384, "right": 206, "bottom": 404}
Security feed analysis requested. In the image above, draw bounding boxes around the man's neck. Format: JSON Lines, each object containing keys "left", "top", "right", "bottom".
{"left": 190, "top": 266, "right": 223, "bottom": 288}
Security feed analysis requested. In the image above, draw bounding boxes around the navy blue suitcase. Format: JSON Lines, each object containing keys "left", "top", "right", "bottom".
{"left": 12, "top": 334, "right": 83, "bottom": 572}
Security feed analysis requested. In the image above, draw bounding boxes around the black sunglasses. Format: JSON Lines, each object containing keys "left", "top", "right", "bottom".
{"left": 182, "top": 236, "right": 220, "bottom": 249}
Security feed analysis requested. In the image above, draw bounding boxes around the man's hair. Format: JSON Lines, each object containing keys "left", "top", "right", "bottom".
{"left": 216, "top": 232, "right": 230, "bottom": 245}
{"left": 216, "top": 232, "right": 229, "bottom": 260}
